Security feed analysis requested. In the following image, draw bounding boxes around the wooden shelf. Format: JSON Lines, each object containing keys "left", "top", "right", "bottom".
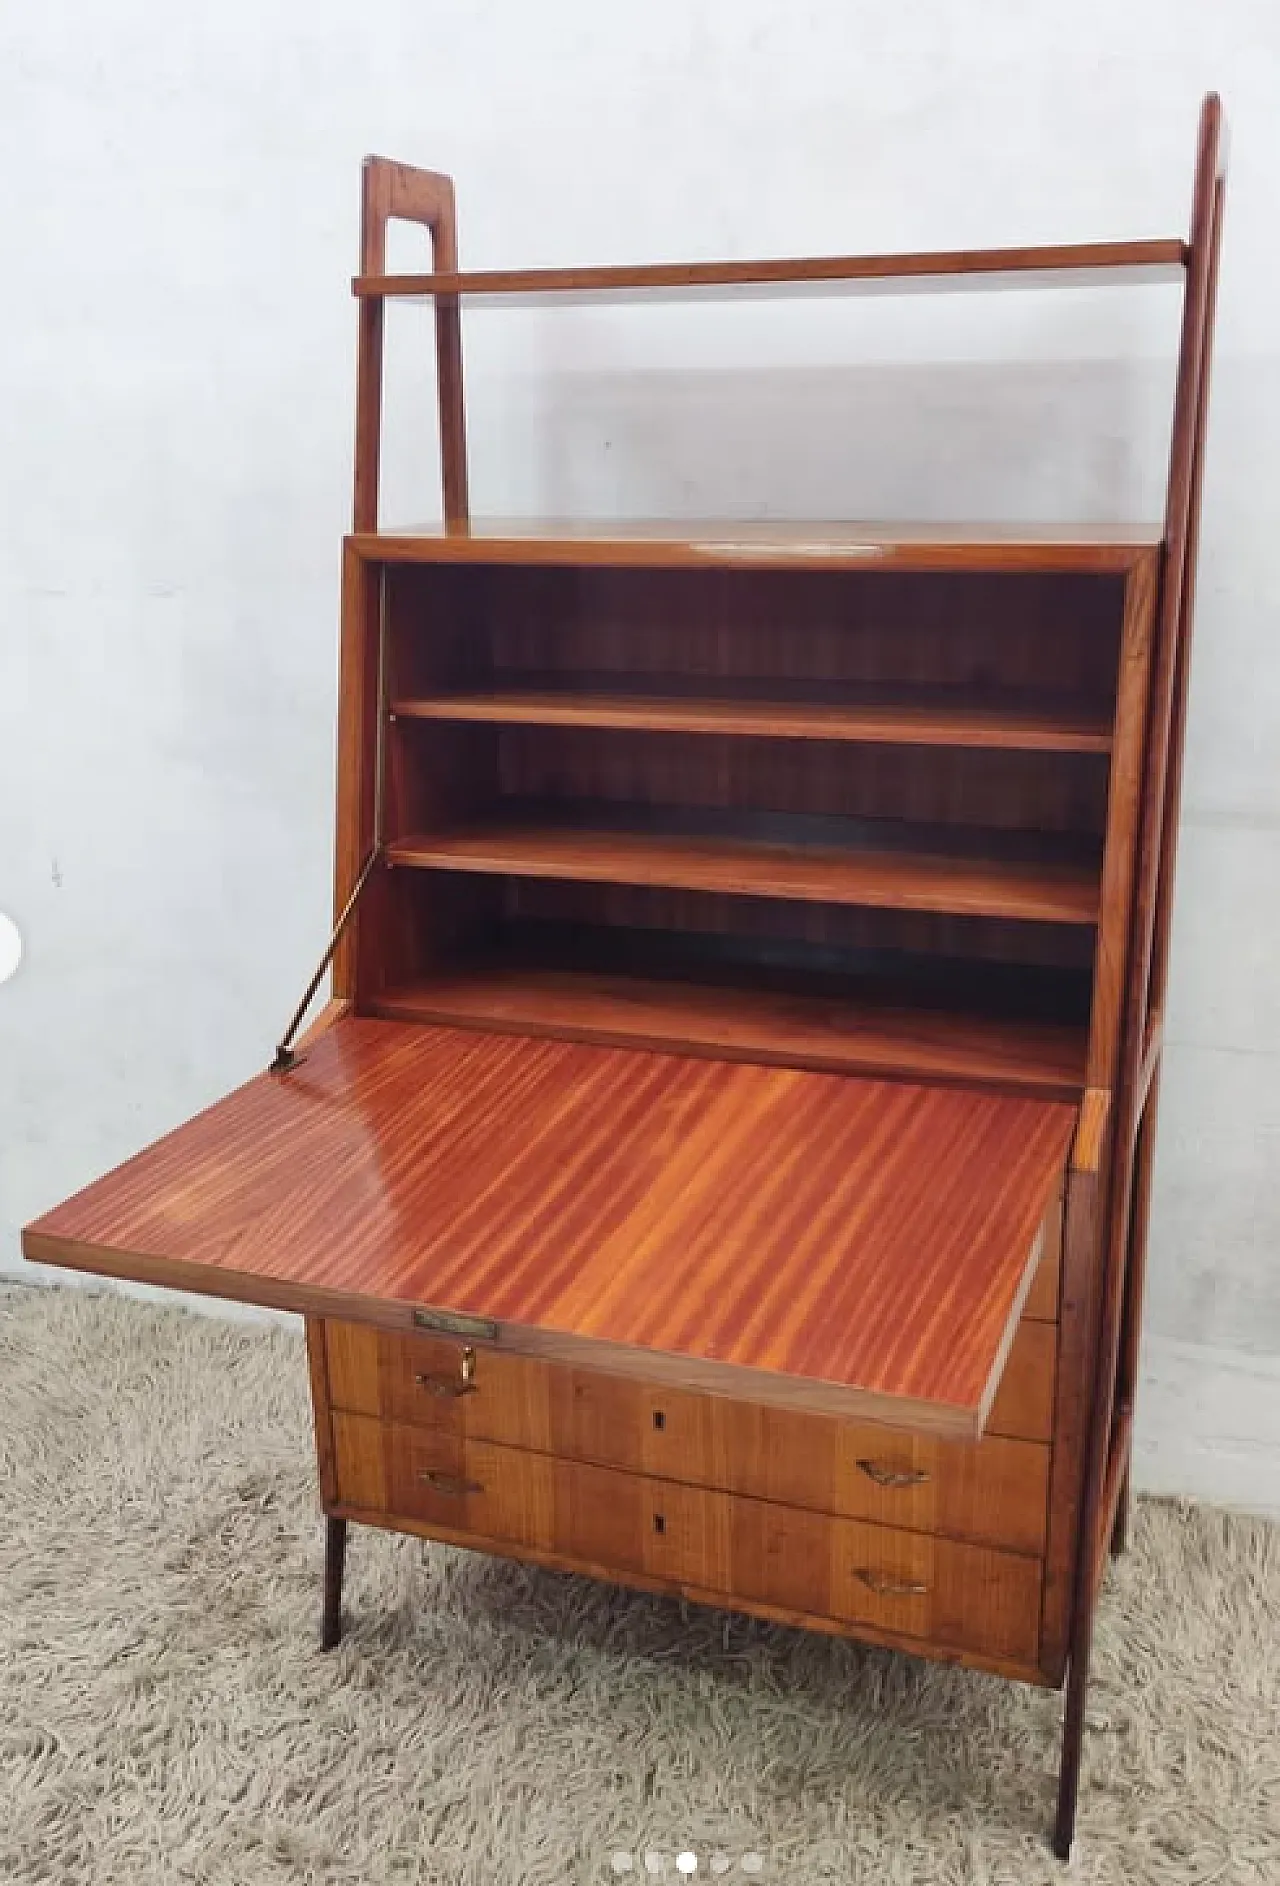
{"left": 387, "top": 821, "right": 1101, "bottom": 926}
{"left": 358, "top": 516, "right": 1163, "bottom": 575}
{"left": 393, "top": 686, "right": 1114, "bottom": 754}
{"left": 353, "top": 238, "right": 1185, "bottom": 305}
{"left": 371, "top": 965, "right": 1088, "bottom": 1099}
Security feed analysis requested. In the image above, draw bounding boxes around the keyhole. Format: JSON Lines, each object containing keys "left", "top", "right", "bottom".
{"left": 652, "top": 1513, "right": 666, "bottom": 1535}
{"left": 652, "top": 1410, "right": 666, "bottom": 1431}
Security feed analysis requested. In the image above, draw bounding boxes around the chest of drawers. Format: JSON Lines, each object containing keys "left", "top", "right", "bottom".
{"left": 313, "top": 1201, "right": 1062, "bottom": 1677}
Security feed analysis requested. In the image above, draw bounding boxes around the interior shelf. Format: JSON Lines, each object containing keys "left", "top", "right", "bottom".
{"left": 392, "top": 685, "right": 1114, "bottom": 754}
{"left": 369, "top": 962, "right": 1087, "bottom": 1098}
{"left": 387, "top": 820, "right": 1101, "bottom": 926}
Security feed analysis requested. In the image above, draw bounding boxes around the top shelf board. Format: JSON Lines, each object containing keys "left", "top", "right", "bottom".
{"left": 353, "top": 239, "right": 1186, "bottom": 306}
{"left": 357, "top": 518, "right": 1163, "bottom": 575}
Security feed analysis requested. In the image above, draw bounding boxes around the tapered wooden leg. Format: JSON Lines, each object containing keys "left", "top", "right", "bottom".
{"left": 321, "top": 1516, "right": 347, "bottom": 1650}
{"left": 1054, "top": 1643, "right": 1089, "bottom": 1860}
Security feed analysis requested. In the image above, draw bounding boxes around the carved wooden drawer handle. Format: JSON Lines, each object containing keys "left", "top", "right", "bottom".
{"left": 414, "top": 1345, "right": 477, "bottom": 1399}
{"left": 417, "top": 1470, "right": 483, "bottom": 1497}
{"left": 854, "top": 1568, "right": 929, "bottom": 1597}
{"left": 856, "top": 1458, "right": 930, "bottom": 1489}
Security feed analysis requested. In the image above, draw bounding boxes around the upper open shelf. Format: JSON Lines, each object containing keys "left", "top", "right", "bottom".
{"left": 354, "top": 238, "right": 1186, "bottom": 306}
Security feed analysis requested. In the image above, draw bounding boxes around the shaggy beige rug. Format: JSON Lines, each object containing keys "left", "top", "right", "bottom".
{"left": 1, "top": 1286, "right": 1276, "bottom": 1885}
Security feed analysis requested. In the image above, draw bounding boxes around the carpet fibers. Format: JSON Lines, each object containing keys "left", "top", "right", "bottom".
{"left": 1, "top": 1287, "right": 1277, "bottom": 1884}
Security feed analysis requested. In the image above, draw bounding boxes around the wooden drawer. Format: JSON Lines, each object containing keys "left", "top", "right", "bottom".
{"left": 324, "top": 1313, "right": 1054, "bottom": 1551}
{"left": 331, "top": 1413, "right": 1043, "bottom": 1667}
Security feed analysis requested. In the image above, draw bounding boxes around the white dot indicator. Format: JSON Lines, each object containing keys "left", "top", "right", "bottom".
{"left": 0, "top": 913, "right": 22, "bottom": 987}
{"left": 709, "top": 1859, "right": 732, "bottom": 1878}
{"left": 741, "top": 1858, "right": 764, "bottom": 1876}
{"left": 677, "top": 1857, "right": 698, "bottom": 1877}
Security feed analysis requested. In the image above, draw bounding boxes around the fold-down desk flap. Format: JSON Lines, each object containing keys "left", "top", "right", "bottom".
{"left": 24, "top": 1018, "right": 1075, "bottom": 1439}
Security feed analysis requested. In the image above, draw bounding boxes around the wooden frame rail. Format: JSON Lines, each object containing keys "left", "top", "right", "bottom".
{"left": 1054, "top": 90, "right": 1226, "bottom": 1860}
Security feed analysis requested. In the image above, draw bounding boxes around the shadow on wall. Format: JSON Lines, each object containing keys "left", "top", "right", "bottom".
{"left": 474, "top": 359, "right": 1179, "bottom": 525}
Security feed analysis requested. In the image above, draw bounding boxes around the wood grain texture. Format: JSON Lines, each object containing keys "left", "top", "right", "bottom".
{"left": 397, "top": 563, "right": 1126, "bottom": 707}
{"left": 370, "top": 964, "right": 1088, "bottom": 1098}
{"left": 330, "top": 1414, "right": 1044, "bottom": 1665}
{"left": 24, "top": 1017, "right": 1073, "bottom": 1438}
{"left": 392, "top": 687, "right": 1114, "bottom": 754}
{"left": 484, "top": 729, "right": 1107, "bottom": 842}
{"left": 355, "top": 519, "right": 1161, "bottom": 576}
{"left": 351, "top": 237, "right": 1184, "bottom": 303}
{"left": 388, "top": 824, "right": 1101, "bottom": 925}
{"left": 323, "top": 1316, "right": 1052, "bottom": 1552}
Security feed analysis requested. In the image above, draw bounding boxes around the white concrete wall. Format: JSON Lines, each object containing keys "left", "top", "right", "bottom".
{"left": 2, "top": 2, "right": 1277, "bottom": 1511}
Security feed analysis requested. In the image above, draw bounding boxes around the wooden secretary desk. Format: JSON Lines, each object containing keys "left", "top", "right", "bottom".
{"left": 24, "top": 97, "right": 1225, "bottom": 1858}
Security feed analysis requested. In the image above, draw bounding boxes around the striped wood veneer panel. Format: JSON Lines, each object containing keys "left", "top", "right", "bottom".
{"left": 24, "top": 1017, "right": 1074, "bottom": 1438}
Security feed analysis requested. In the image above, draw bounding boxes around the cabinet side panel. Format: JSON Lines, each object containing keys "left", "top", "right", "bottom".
{"left": 333, "top": 545, "right": 382, "bottom": 1001}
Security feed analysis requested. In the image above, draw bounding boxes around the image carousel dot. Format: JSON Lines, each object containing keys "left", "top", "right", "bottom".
{"left": 607, "top": 1851, "right": 767, "bottom": 1875}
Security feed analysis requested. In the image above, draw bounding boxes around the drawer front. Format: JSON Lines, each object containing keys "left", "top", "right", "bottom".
{"left": 331, "top": 1415, "right": 1042, "bottom": 1668}
{"left": 332, "top": 1410, "right": 558, "bottom": 1552}
{"left": 325, "top": 1317, "right": 1054, "bottom": 1551}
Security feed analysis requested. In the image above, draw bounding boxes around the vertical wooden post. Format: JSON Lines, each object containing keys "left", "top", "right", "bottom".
{"left": 1110, "top": 131, "right": 1227, "bottom": 1535}
{"left": 353, "top": 157, "right": 470, "bottom": 533}
{"left": 1053, "top": 92, "right": 1226, "bottom": 1861}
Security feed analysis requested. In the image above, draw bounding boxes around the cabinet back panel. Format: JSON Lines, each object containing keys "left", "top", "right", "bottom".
{"left": 491, "top": 727, "right": 1109, "bottom": 839}
{"left": 376, "top": 869, "right": 1093, "bottom": 1025}
{"left": 499, "top": 879, "right": 1095, "bottom": 973}
{"left": 388, "top": 563, "right": 1126, "bottom": 705}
